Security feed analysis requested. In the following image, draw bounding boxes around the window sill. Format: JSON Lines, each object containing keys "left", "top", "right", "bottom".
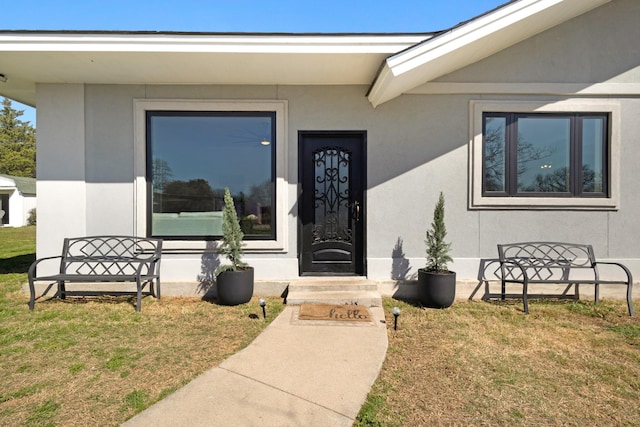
{"left": 469, "top": 195, "right": 618, "bottom": 210}
{"left": 156, "top": 239, "right": 287, "bottom": 253}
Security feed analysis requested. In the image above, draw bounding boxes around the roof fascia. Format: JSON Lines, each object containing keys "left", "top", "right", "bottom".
{"left": 0, "top": 32, "right": 431, "bottom": 54}
{"left": 367, "top": 0, "right": 611, "bottom": 107}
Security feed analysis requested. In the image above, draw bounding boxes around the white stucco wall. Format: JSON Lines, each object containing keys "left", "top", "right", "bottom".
{"left": 36, "top": 85, "right": 640, "bottom": 283}
{"left": 431, "top": 0, "right": 640, "bottom": 87}
{"left": 34, "top": 0, "right": 640, "bottom": 285}
{"left": 36, "top": 84, "right": 87, "bottom": 269}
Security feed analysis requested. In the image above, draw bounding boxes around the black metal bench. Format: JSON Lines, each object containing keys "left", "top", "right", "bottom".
{"left": 28, "top": 236, "right": 162, "bottom": 312}
{"left": 497, "top": 242, "right": 634, "bottom": 316}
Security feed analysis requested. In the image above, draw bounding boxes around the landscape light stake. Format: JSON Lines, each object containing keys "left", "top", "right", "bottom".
{"left": 392, "top": 307, "right": 400, "bottom": 330}
{"left": 260, "top": 298, "right": 266, "bottom": 319}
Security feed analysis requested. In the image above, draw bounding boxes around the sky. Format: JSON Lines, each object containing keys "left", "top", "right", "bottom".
{"left": 1, "top": 0, "right": 507, "bottom": 126}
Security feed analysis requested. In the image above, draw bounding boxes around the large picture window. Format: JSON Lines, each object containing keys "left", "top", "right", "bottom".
{"left": 146, "top": 111, "right": 275, "bottom": 240}
{"left": 483, "top": 113, "right": 608, "bottom": 198}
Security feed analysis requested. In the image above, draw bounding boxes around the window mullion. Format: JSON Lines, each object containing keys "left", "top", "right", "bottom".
{"left": 603, "top": 116, "right": 610, "bottom": 197}
{"left": 507, "top": 114, "right": 518, "bottom": 196}
{"left": 572, "top": 115, "right": 582, "bottom": 197}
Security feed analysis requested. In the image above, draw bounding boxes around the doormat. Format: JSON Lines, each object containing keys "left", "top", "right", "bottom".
{"left": 298, "top": 303, "right": 372, "bottom": 322}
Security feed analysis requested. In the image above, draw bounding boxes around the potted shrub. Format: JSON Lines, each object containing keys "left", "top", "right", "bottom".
{"left": 417, "top": 192, "right": 456, "bottom": 308}
{"left": 215, "top": 187, "right": 254, "bottom": 305}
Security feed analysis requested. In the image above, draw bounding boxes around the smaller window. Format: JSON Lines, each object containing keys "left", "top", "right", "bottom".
{"left": 482, "top": 113, "right": 609, "bottom": 198}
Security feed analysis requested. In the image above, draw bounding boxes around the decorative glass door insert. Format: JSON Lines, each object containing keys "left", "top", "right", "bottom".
{"left": 299, "top": 132, "right": 365, "bottom": 275}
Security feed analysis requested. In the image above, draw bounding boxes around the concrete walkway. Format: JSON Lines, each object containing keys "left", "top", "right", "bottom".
{"left": 122, "top": 305, "right": 388, "bottom": 427}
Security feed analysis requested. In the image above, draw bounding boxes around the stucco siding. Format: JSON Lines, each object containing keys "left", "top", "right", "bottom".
{"left": 36, "top": 84, "right": 87, "bottom": 268}
{"left": 431, "top": 0, "right": 640, "bottom": 86}
{"left": 84, "top": 85, "right": 144, "bottom": 235}
{"left": 609, "top": 98, "right": 640, "bottom": 259}
{"left": 35, "top": 81, "right": 640, "bottom": 282}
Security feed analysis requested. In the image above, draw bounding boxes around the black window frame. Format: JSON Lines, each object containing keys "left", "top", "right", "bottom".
{"left": 145, "top": 110, "right": 277, "bottom": 241}
{"left": 482, "top": 112, "right": 609, "bottom": 198}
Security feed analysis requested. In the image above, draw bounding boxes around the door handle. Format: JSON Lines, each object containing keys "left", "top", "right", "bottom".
{"left": 353, "top": 201, "right": 361, "bottom": 221}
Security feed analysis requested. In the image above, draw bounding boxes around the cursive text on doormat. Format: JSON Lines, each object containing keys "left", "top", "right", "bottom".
{"left": 298, "top": 303, "right": 372, "bottom": 322}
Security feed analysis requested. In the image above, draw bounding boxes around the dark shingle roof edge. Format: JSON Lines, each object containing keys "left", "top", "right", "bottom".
{"left": 0, "top": 29, "right": 437, "bottom": 37}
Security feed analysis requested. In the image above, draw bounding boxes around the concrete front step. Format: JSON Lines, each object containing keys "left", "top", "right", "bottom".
{"left": 286, "top": 278, "right": 382, "bottom": 307}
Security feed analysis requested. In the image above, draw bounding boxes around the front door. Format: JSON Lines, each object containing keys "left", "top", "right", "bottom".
{"left": 299, "top": 131, "right": 366, "bottom": 275}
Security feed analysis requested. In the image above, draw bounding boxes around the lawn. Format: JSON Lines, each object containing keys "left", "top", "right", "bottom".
{"left": 357, "top": 298, "right": 640, "bottom": 426}
{"left": 4, "top": 227, "right": 640, "bottom": 426}
{"left": 0, "top": 226, "right": 283, "bottom": 427}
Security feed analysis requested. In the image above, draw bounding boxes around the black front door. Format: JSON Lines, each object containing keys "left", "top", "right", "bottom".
{"left": 299, "top": 131, "right": 366, "bottom": 275}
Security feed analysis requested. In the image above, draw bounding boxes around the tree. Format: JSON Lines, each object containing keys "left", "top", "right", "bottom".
{"left": 152, "top": 158, "right": 173, "bottom": 192}
{"left": 0, "top": 97, "right": 36, "bottom": 177}
{"left": 521, "top": 165, "right": 597, "bottom": 193}
{"left": 161, "top": 179, "right": 214, "bottom": 212}
{"left": 483, "top": 116, "right": 554, "bottom": 192}
{"left": 425, "top": 192, "right": 453, "bottom": 272}
{"left": 216, "top": 187, "right": 247, "bottom": 273}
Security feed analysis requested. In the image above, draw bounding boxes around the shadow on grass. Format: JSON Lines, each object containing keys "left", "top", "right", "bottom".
{"left": 0, "top": 253, "right": 35, "bottom": 274}
{"left": 34, "top": 291, "right": 158, "bottom": 311}
{"left": 390, "top": 296, "right": 422, "bottom": 308}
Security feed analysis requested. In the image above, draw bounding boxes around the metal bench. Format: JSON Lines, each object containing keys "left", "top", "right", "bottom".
{"left": 497, "top": 242, "right": 634, "bottom": 316}
{"left": 28, "top": 236, "right": 162, "bottom": 312}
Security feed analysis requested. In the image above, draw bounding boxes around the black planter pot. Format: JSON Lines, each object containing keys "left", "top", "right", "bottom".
{"left": 216, "top": 267, "right": 254, "bottom": 306}
{"left": 417, "top": 269, "right": 456, "bottom": 308}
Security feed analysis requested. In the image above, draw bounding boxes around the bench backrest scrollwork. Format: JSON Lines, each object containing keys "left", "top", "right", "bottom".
{"left": 60, "top": 236, "right": 163, "bottom": 276}
{"left": 497, "top": 242, "right": 596, "bottom": 281}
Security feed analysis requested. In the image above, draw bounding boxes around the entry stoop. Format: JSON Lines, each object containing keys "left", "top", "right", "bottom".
{"left": 285, "top": 278, "right": 382, "bottom": 307}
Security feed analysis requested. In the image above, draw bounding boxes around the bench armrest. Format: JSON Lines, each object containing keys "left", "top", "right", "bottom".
{"left": 134, "top": 257, "right": 161, "bottom": 278}
{"left": 593, "top": 261, "right": 633, "bottom": 284}
{"left": 27, "top": 255, "right": 63, "bottom": 311}
{"left": 28, "top": 256, "right": 64, "bottom": 281}
{"left": 499, "top": 259, "right": 529, "bottom": 282}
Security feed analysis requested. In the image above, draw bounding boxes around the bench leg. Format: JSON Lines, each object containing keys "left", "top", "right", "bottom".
{"left": 501, "top": 280, "right": 506, "bottom": 301}
{"left": 135, "top": 279, "right": 142, "bottom": 312}
{"left": 627, "top": 284, "right": 634, "bottom": 317}
{"left": 156, "top": 278, "right": 161, "bottom": 300}
{"left": 523, "top": 282, "right": 529, "bottom": 314}
{"left": 28, "top": 278, "right": 36, "bottom": 311}
{"left": 594, "top": 283, "right": 600, "bottom": 306}
{"left": 58, "top": 281, "right": 66, "bottom": 300}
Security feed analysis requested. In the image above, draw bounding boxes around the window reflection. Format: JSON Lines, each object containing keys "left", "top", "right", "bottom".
{"left": 482, "top": 113, "right": 608, "bottom": 198}
{"left": 483, "top": 116, "right": 506, "bottom": 192}
{"left": 582, "top": 117, "right": 605, "bottom": 193}
{"left": 147, "top": 112, "right": 275, "bottom": 239}
{"left": 517, "top": 117, "right": 570, "bottom": 193}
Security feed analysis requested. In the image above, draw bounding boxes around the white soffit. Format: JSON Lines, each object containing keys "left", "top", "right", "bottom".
{"left": 0, "top": 33, "right": 430, "bottom": 106}
{"left": 367, "top": 0, "right": 612, "bottom": 107}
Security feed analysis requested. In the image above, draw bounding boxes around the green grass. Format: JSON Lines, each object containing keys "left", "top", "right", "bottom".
{"left": 0, "top": 225, "right": 36, "bottom": 274}
{"left": 25, "top": 399, "right": 60, "bottom": 427}
{"left": 0, "top": 226, "right": 284, "bottom": 426}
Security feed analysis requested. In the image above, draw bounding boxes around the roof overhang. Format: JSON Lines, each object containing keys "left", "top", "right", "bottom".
{"left": 0, "top": 0, "right": 614, "bottom": 108}
{"left": 0, "top": 32, "right": 430, "bottom": 106}
{"left": 367, "top": 0, "right": 611, "bottom": 107}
